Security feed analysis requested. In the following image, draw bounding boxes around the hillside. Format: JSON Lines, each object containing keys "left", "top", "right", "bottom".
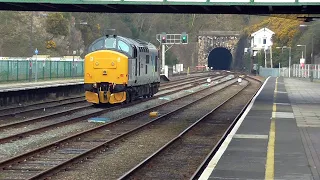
{"left": 0, "top": 11, "right": 318, "bottom": 68}
{"left": 0, "top": 12, "right": 262, "bottom": 67}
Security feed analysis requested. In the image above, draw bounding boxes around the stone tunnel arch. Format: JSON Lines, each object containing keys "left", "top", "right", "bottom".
{"left": 197, "top": 31, "right": 240, "bottom": 69}
{"left": 208, "top": 47, "right": 232, "bottom": 70}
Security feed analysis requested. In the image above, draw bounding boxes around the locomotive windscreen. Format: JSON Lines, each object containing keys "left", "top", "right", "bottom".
{"left": 88, "top": 36, "right": 132, "bottom": 57}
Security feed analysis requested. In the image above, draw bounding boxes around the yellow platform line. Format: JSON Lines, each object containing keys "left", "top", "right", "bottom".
{"left": 265, "top": 77, "right": 278, "bottom": 180}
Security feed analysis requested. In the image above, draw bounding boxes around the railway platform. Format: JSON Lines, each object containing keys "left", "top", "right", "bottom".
{"left": 0, "top": 79, "right": 84, "bottom": 106}
{"left": 0, "top": 79, "right": 84, "bottom": 93}
{"left": 199, "top": 77, "right": 320, "bottom": 180}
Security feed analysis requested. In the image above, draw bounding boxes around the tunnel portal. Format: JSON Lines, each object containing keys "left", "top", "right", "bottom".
{"left": 208, "top": 47, "right": 232, "bottom": 70}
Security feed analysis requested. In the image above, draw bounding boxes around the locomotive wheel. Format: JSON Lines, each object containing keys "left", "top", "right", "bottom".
{"left": 125, "top": 90, "right": 131, "bottom": 104}
{"left": 149, "top": 86, "right": 154, "bottom": 97}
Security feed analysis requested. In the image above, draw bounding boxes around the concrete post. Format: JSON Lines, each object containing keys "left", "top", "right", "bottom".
{"left": 264, "top": 49, "right": 267, "bottom": 68}
{"left": 35, "top": 54, "right": 37, "bottom": 82}
{"left": 162, "top": 44, "right": 165, "bottom": 73}
{"left": 270, "top": 46, "right": 273, "bottom": 68}
{"left": 289, "top": 48, "right": 291, "bottom": 78}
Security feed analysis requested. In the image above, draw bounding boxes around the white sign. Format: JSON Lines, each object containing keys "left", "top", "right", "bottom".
{"left": 175, "top": 64, "right": 184, "bottom": 72}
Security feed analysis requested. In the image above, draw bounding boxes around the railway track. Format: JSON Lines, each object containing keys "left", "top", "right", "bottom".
{"left": 0, "top": 73, "right": 210, "bottom": 119}
{"left": 118, "top": 76, "right": 262, "bottom": 180}
{"left": 0, "top": 74, "right": 237, "bottom": 180}
{"left": 0, "top": 96, "right": 85, "bottom": 118}
{"left": 0, "top": 74, "right": 213, "bottom": 124}
{"left": 0, "top": 75, "right": 224, "bottom": 144}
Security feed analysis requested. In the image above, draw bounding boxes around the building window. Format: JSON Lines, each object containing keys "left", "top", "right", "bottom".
{"left": 146, "top": 55, "right": 150, "bottom": 64}
{"left": 145, "top": 65, "right": 147, "bottom": 74}
{"left": 263, "top": 38, "right": 266, "bottom": 44}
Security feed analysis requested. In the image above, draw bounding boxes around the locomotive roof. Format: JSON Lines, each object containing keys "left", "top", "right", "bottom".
{"left": 117, "top": 36, "right": 157, "bottom": 50}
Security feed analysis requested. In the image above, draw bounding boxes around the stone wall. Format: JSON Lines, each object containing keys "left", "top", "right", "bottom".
{"left": 197, "top": 31, "right": 241, "bottom": 66}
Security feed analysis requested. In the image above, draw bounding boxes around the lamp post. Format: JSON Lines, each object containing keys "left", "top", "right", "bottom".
{"left": 297, "top": 44, "right": 307, "bottom": 79}
{"left": 276, "top": 46, "right": 292, "bottom": 77}
{"left": 300, "top": 24, "right": 315, "bottom": 82}
{"left": 297, "top": 44, "right": 307, "bottom": 60}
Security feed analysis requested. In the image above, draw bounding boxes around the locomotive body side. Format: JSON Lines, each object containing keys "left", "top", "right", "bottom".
{"left": 84, "top": 35, "right": 160, "bottom": 105}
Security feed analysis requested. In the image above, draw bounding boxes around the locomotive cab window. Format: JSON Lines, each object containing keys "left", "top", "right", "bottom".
{"left": 90, "top": 39, "right": 104, "bottom": 52}
{"left": 118, "top": 40, "right": 130, "bottom": 53}
{"left": 105, "top": 38, "right": 116, "bottom": 49}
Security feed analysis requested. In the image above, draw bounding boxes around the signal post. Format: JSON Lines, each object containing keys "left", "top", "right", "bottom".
{"left": 156, "top": 32, "right": 188, "bottom": 77}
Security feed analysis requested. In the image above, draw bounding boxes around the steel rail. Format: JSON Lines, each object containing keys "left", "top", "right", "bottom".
{"left": 0, "top": 74, "right": 210, "bottom": 119}
{"left": 190, "top": 76, "right": 262, "bottom": 179}
{"left": 25, "top": 77, "right": 238, "bottom": 180}
{"left": 117, "top": 78, "right": 251, "bottom": 179}
{"left": 0, "top": 96, "right": 85, "bottom": 117}
{"left": 0, "top": 76, "right": 223, "bottom": 144}
{"left": 0, "top": 75, "right": 234, "bottom": 172}
{"left": 0, "top": 75, "right": 217, "bottom": 129}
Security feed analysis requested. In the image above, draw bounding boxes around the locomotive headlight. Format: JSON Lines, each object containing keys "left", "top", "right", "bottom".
{"left": 93, "top": 83, "right": 97, "bottom": 88}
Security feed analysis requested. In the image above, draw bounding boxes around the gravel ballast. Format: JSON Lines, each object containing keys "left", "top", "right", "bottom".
{"left": 0, "top": 76, "right": 227, "bottom": 161}
{"left": 50, "top": 79, "right": 247, "bottom": 180}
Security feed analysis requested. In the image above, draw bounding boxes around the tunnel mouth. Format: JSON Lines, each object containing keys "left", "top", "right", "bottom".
{"left": 208, "top": 47, "right": 232, "bottom": 70}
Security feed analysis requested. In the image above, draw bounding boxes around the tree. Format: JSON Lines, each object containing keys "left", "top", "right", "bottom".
{"left": 244, "top": 15, "right": 302, "bottom": 67}
{"left": 46, "top": 12, "right": 69, "bottom": 38}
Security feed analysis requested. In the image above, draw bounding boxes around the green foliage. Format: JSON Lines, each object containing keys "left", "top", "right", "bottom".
{"left": 165, "top": 51, "right": 178, "bottom": 66}
{"left": 46, "top": 13, "right": 69, "bottom": 37}
{"left": 244, "top": 15, "right": 320, "bottom": 67}
{"left": 244, "top": 15, "right": 302, "bottom": 48}
{"left": 292, "top": 21, "right": 320, "bottom": 64}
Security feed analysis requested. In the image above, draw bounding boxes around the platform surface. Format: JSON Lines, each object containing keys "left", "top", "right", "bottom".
{"left": 199, "top": 77, "right": 320, "bottom": 180}
{"left": 0, "top": 79, "right": 84, "bottom": 92}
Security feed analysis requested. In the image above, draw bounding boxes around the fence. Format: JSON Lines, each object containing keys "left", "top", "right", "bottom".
{"left": 0, "top": 60, "right": 84, "bottom": 83}
{"left": 292, "top": 64, "right": 320, "bottom": 79}
{"left": 258, "top": 66, "right": 280, "bottom": 77}
{"left": 258, "top": 64, "right": 320, "bottom": 79}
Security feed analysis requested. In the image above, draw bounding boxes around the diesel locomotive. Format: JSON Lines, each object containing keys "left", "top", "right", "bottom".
{"left": 84, "top": 35, "right": 160, "bottom": 105}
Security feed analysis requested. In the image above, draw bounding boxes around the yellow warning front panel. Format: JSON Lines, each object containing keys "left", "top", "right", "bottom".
{"left": 84, "top": 50, "right": 128, "bottom": 85}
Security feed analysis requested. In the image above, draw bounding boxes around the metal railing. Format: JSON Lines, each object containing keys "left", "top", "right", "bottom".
{"left": 292, "top": 64, "right": 320, "bottom": 79}
{"left": 259, "top": 64, "right": 320, "bottom": 80}
{"left": 0, "top": 60, "right": 84, "bottom": 83}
